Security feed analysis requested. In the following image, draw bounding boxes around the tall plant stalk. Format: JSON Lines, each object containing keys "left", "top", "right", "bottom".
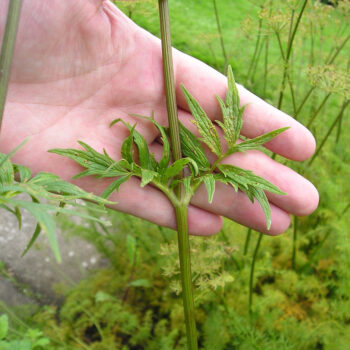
{"left": 249, "top": 232, "right": 263, "bottom": 316}
{"left": 0, "top": 0, "right": 23, "bottom": 132}
{"left": 244, "top": 228, "right": 252, "bottom": 256}
{"left": 246, "top": 18, "right": 263, "bottom": 85}
{"left": 276, "top": 0, "right": 308, "bottom": 110}
{"left": 309, "top": 99, "right": 350, "bottom": 166}
{"left": 213, "top": 0, "right": 228, "bottom": 73}
{"left": 292, "top": 216, "right": 298, "bottom": 270}
{"left": 158, "top": 1, "right": 198, "bottom": 349}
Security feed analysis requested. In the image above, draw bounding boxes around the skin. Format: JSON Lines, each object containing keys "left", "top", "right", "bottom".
{"left": 0, "top": 0, "right": 319, "bottom": 236}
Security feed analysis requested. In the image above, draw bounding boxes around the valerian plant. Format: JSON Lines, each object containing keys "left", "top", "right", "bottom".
{"left": 51, "top": 65, "right": 288, "bottom": 349}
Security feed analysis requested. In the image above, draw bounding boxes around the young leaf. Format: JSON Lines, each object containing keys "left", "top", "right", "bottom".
{"left": 203, "top": 174, "right": 216, "bottom": 203}
{"left": 111, "top": 118, "right": 158, "bottom": 171}
{"left": 181, "top": 85, "right": 222, "bottom": 156}
{"left": 0, "top": 139, "right": 29, "bottom": 169}
{"left": 131, "top": 114, "right": 171, "bottom": 173}
{"left": 164, "top": 157, "right": 198, "bottom": 181}
{"left": 7, "top": 199, "right": 61, "bottom": 262}
{"left": 0, "top": 154, "right": 14, "bottom": 186}
{"left": 21, "top": 223, "right": 41, "bottom": 258}
{"left": 13, "top": 164, "right": 32, "bottom": 182}
{"left": 179, "top": 123, "right": 210, "bottom": 170}
{"left": 235, "top": 127, "right": 289, "bottom": 152}
{"left": 141, "top": 168, "right": 157, "bottom": 187}
{"left": 248, "top": 186, "right": 272, "bottom": 230}
{"left": 121, "top": 124, "right": 136, "bottom": 164}
{"left": 101, "top": 174, "right": 131, "bottom": 199}
{"left": 226, "top": 66, "right": 243, "bottom": 144}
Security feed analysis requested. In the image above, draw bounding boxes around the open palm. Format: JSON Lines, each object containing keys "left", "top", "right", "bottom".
{"left": 0, "top": 0, "right": 318, "bottom": 235}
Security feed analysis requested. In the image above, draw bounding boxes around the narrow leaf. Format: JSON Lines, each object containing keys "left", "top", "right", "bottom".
{"left": 236, "top": 127, "right": 289, "bottom": 152}
{"left": 121, "top": 124, "right": 136, "bottom": 163}
{"left": 181, "top": 85, "right": 222, "bottom": 156}
{"left": 101, "top": 175, "right": 131, "bottom": 199}
{"left": 226, "top": 66, "right": 242, "bottom": 143}
{"left": 13, "top": 164, "right": 32, "bottom": 182}
{"left": 179, "top": 123, "right": 210, "bottom": 170}
{"left": 203, "top": 174, "right": 216, "bottom": 203}
{"left": 249, "top": 186, "right": 272, "bottom": 230}
{"left": 21, "top": 224, "right": 41, "bottom": 258}
{"left": 131, "top": 114, "right": 171, "bottom": 172}
{"left": 0, "top": 139, "right": 29, "bottom": 169}
{"left": 164, "top": 158, "right": 198, "bottom": 180}
{"left": 0, "top": 154, "right": 14, "bottom": 185}
{"left": 218, "top": 164, "right": 286, "bottom": 195}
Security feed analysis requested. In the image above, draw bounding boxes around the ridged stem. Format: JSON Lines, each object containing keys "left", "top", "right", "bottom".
{"left": 158, "top": 1, "right": 198, "bottom": 349}
{"left": 213, "top": 0, "right": 228, "bottom": 73}
{"left": 306, "top": 92, "right": 331, "bottom": 129}
{"left": 276, "top": 0, "right": 308, "bottom": 110}
{"left": 292, "top": 216, "right": 298, "bottom": 270}
{"left": 174, "top": 204, "right": 197, "bottom": 350}
{"left": 243, "top": 228, "right": 252, "bottom": 256}
{"left": 0, "top": 0, "right": 23, "bottom": 132}
{"left": 309, "top": 99, "right": 350, "bottom": 166}
{"left": 249, "top": 232, "right": 263, "bottom": 316}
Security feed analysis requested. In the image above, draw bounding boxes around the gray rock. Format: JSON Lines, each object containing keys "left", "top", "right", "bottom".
{"left": 0, "top": 197, "right": 107, "bottom": 306}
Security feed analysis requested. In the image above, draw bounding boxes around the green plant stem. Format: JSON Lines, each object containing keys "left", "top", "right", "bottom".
{"left": 250, "top": 35, "right": 265, "bottom": 86}
{"left": 336, "top": 57, "right": 350, "bottom": 143}
{"left": 0, "top": 0, "right": 23, "bottom": 132}
{"left": 174, "top": 204, "right": 198, "bottom": 350}
{"left": 158, "top": 1, "right": 197, "bottom": 349}
{"left": 246, "top": 18, "right": 263, "bottom": 85}
{"left": 292, "top": 216, "right": 298, "bottom": 270}
{"left": 244, "top": 228, "right": 252, "bottom": 256}
{"left": 306, "top": 92, "right": 331, "bottom": 129}
{"left": 309, "top": 99, "right": 350, "bottom": 166}
{"left": 294, "top": 86, "right": 315, "bottom": 120}
{"left": 213, "top": 0, "right": 228, "bottom": 72}
{"left": 249, "top": 232, "right": 263, "bottom": 316}
{"left": 158, "top": 0, "right": 182, "bottom": 166}
{"left": 276, "top": 0, "right": 308, "bottom": 110}
{"left": 262, "top": 37, "right": 269, "bottom": 99}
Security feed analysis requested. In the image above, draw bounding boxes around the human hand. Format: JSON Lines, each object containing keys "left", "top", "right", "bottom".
{"left": 0, "top": 0, "right": 318, "bottom": 235}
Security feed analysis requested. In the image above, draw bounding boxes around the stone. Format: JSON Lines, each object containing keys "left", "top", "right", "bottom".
{"left": 0, "top": 196, "right": 107, "bottom": 306}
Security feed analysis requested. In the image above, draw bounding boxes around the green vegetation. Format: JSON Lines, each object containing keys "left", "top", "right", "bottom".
{"left": 1, "top": 0, "right": 350, "bottom": 349}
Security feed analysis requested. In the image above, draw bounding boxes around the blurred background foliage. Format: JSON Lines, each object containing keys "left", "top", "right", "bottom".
{"left": 1, "top": 0, "right": 350, "bottom": 349}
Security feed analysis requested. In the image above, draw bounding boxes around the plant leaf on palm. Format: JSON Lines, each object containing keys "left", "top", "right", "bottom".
{"left": 51, "top": 66, "right": 287, "bottom": 234}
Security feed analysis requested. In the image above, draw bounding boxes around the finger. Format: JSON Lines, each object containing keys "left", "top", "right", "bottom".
{"left": 173, "top": 50, "right": 316, "bottom": 161}
{"left": 191, "top": 181, "right": 290, "bottom": 235}
{"left": 177, "top": 109, "right": 319, "bottom": 217}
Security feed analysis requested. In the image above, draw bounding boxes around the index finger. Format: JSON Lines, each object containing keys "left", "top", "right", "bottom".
{"left": 174, "top": 50, "right": 316, "bottom": 161}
